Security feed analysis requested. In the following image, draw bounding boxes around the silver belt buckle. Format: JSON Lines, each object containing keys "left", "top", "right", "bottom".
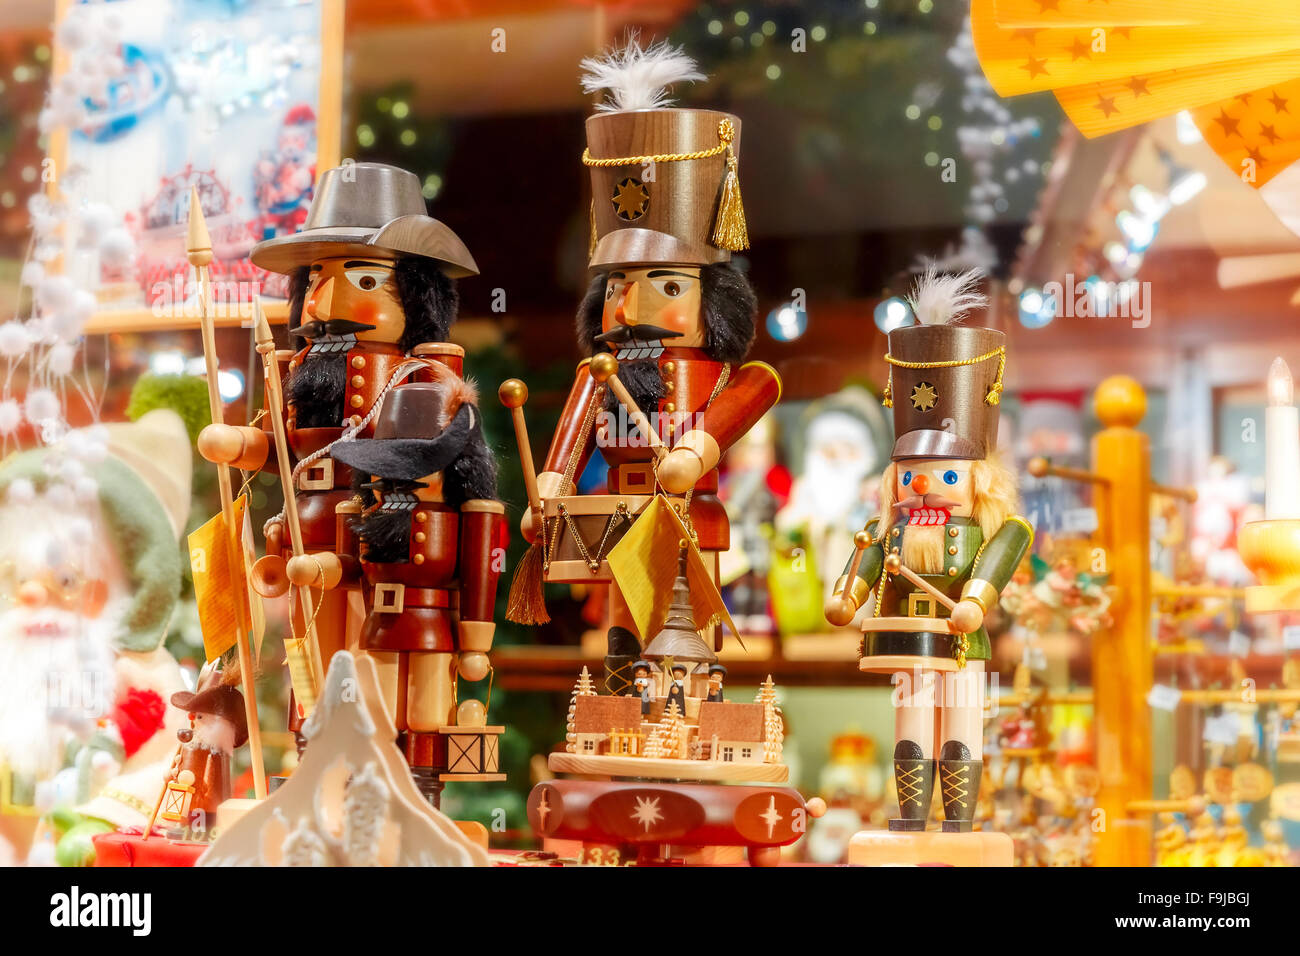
{"left": 299, "top": 458, "right": 334, "bottom": 491}
{"left": 373, "top": 582, "right": 405, "bottom": 614}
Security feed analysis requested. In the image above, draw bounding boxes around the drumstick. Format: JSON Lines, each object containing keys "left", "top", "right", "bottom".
{"left": 588, "top": 353, "right": 667, "bottom": 461}
{"left": 883, "top": 552, "right": 958, "bottom": 611}
{"left": 498, "top": 380, "right": 541, "bottom": 517}
{"left": 826, "top": 529, "right": 873, "bottom": 626}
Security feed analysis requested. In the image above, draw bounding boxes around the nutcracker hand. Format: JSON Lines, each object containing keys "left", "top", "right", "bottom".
{"left": 656, "top": 448, "right": 704, "bottom": 495}
{"left": 824, "top": 593, "right": 859, "bottom": 628}
{"left": 286, "top": 551, "right": 343, "bottom": 590}
{"left": 949, "top": 599, "right": 985, "bottom": 634}
{"left": 197, "top": 424, "right": 267, "bottom": 469}
{"left": 520, "top": 507, "right": 540, "bottom": 544}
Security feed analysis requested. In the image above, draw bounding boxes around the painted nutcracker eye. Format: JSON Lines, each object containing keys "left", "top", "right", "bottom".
{"left": 943, "top": 469, "right": 960, "bottom": 485}
{"left": 902, "top": 470, "right": 913, "bottom": 486}
{"left": 344, "top": 268, "right": 389, "bottom": 292}
{"left": 651, "top": 277, "right": 693, "bottom": 298}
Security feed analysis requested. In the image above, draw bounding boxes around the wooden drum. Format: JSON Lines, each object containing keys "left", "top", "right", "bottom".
{"left": 541, "top": 493, "right": 653, "bottom": 583}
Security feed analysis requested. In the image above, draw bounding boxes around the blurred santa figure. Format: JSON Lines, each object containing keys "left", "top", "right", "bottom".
{"left": 0, "top": 410, "right": 192, "bottom": 863}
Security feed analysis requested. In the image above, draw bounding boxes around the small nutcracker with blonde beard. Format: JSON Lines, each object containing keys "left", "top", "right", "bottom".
{"left": 826, "top": 268, "right": 1032, "bottom": 834}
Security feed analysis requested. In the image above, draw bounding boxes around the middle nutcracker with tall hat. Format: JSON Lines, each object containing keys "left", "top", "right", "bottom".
{"left": 826, "top": 269, "right": 1033, "bottom": 841}
{"left": 513, "top": 41, "right": 823, "bottom": 866}
{"left": 511, "top": 40, "right": 780, "bottom": 684}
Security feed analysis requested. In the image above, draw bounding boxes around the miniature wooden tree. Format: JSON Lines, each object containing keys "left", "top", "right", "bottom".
{"left": 658, "top": 699, "right": 684, "bottom": 759}
{"left": 565, "top": 666, "right": 597, "bottom": 753}
{"left": 756, "top": 675, "right": 783, "bottom": 764}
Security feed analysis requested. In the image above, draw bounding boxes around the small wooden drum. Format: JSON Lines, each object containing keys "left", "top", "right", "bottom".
{"left": 541, "top": 493, "right": 653, "bottom": 583}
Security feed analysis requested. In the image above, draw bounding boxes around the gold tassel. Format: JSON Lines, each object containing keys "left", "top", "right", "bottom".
{"left": 588, "top": 198, "right": 597, "bottom": 258}
{"left": 711, "top": 119, "right": 749, "bottom": 251}
{"left": 506, "top": 540, "right": 550, "bottom": 625}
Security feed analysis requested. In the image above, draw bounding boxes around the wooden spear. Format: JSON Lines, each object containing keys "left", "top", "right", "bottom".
{"left": 253, "top": 298, "right": 327, "bottom": 698}
{"left": 187, "top": 187, "right": 267, "bottom": 799}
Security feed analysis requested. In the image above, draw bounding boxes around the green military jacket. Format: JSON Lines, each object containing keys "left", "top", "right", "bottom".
{"left": 836, "top": 513, "right": 1033, "bottom": 663}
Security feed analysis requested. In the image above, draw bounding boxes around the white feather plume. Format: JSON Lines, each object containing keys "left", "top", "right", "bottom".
{"left": 907, "top": 265, "right": 987, "bottom": 326}
{"left": 580, "top": 38, "right": 706, "bottom": 113}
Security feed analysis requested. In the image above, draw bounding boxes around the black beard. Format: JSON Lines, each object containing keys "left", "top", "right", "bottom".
{"left": 602, "top": 357, "right": 666, "bottom": 428}
{"left": 285, "top": 352, "right": 347, "bottom": 428}
{"left": 351, "top": 508, "right": 411, "bottom": 564}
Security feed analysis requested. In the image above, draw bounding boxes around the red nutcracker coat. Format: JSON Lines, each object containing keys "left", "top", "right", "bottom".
{"left": 543, "top": 347, "right": 781, "bottom": 552}
{"left": 350, "top": 498, "right": 504, "bottom": 654}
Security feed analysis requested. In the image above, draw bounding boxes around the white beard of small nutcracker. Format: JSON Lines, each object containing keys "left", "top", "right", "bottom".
{"left": 331, "top": 378, "right": 503, "bottom": 805}
{"left": 826, "top": 270, "right": 1033, "bottom": 834}
{"left": 197, "top": 163, "right": 480, "bottom": 748}
{"left": 514, "top": 40, "right": 780, "bottom": 689}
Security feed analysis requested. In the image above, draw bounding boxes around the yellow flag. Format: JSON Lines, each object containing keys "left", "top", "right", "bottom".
{"left": 606, "top": 495, "right": 738, "bottom": 646}
{"left": 188, "top": 495, "right": 254, "bottom": 662}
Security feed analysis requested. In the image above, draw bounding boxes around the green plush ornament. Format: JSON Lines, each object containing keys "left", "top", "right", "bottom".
{"left": 125, "top": 373, "right": 212, "bottom": 446}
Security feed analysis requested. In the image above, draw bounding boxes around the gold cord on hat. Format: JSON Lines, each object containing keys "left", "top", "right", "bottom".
{"left": 881, "top": 345, "right": 1006, "bottom": 409}
{"left": 581, "top": 118, "right": 748, "bottom": 252}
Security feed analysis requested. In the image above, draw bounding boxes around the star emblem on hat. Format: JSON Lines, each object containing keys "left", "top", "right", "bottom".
{"left": 911, "top": 382, "right": 938, "bottom": 411}
{"left": 612, "top": 177, "right": 650, "bottom": 221}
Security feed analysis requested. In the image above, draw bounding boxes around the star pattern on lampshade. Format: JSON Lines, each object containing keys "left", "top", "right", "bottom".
{"left": 1194, "top": 78, "right": 1300, "bottom": 188}
{"left": 971, "top": 0, "right": 1300, "bottom": 220}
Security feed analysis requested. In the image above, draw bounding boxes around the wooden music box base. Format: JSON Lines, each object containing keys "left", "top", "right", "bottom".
{"left": 847, "top": 828, "right": 1013, "bottom": 867}
{"left": 528, "top": 778, "right": 810, "bottom": 867}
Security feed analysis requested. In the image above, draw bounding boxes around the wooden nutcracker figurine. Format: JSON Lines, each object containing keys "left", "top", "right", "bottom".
{"left": 513, "top": 39, "right": 780, "bottom": 670}
{"left": 826, "top": 269, "right": 1032, "bottom": 834}
{"left": 330, "top": 377, "right": 504, "bottom": 804}
{"left": 160, "top": 665, "right": 249, "bottom": 833}
{"left": 196, "top": 162, "right": 478, "bottom": 741}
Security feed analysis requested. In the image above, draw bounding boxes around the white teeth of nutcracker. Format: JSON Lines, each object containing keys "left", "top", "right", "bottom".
{"left": 906, "top": 507, "right": 951, "bottom": 526}
{"left": 615, "top": 340, "right": 661, "bottom": 362}
{"left": 308, "top": 333, "right": 358, "bottom": 356}
{"left": 379, "top": 492, "right": 418, "bottom": 512}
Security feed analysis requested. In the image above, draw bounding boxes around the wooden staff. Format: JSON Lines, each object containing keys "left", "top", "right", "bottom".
{"left": 188, "top": 187, "right": 266, "bottom": 800}
{"left": 140, "top": 740, "right": 183, "bottom": 842}
{"left": 588, "top": 352, "right": 667, "bottom": 461}
{"left": 253, "top": 299, "right": 328, "bottom": 696}
{"left": 498, "top": 379, "right": 541, "bottom": 518}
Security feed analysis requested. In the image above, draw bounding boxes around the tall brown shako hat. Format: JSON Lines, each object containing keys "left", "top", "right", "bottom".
{"left": 581, "top": 38, "right": 748, "bottom": 269}
{"left": 883, "top": 268, "right": 1006, "bottom": 461}
{"left": 249, "top": 162, "right": 478, "bottom": 278}
{"left": 171, "top": 663, "right": 249, "bottom": 748}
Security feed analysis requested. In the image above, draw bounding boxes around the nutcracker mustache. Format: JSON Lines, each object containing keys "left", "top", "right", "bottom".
{"left": 593, "top": 323, "right": 682, "bottom": 344}
{"left": 287, "top": 318, "right": 376, "bottom": 339}
{"left": 895, "top": 492, "right": 961, "bottom": 515}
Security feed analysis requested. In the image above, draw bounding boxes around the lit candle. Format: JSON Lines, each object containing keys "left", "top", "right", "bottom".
{"left": 1266, "top": 356, "right": 1300, "bottom": 520}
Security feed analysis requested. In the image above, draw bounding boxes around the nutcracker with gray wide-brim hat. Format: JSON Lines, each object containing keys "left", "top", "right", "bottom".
{"left": 198, "top": 161, "right": 485, "bottom": 754}
{"left": 250, "top": 161, "right": 478, "bottom": 278}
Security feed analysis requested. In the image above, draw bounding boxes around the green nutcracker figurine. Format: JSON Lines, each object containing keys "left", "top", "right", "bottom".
{"left": 826, "top": 269, "right": 1032, "bottom": 834}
